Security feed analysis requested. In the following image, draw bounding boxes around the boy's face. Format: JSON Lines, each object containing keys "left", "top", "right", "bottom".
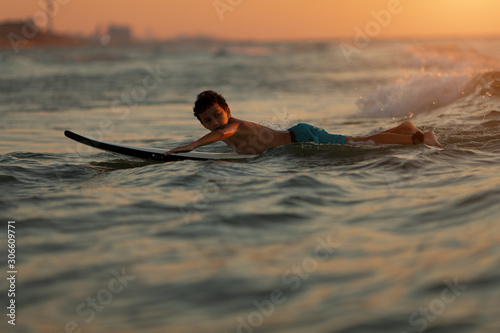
{"left": 199, "top": 104, "right": 231, "bottom": 131}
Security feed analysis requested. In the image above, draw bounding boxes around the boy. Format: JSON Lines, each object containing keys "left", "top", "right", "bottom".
{"left": 165, "top": 91, "right": 440, "bottom": 156}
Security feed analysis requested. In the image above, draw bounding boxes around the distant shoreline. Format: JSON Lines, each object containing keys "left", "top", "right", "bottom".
{"left": 2, "top": 24, "right": 500, "bottom": 53}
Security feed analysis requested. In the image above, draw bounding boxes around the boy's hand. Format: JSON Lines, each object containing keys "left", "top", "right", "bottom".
{"left": 164, "top": 143, "right": 195, "bottom": 156}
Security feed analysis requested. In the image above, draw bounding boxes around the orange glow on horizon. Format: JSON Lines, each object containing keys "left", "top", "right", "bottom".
{"left": 2, "top": 0, "right": 500, "bottom": 41}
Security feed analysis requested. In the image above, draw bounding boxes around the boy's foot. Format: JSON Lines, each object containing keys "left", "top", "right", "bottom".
{"left": 423, "top": 131, "right": 441, "bottom": 147}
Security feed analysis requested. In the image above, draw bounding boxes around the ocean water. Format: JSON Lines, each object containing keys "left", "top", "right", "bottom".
{"left": 1, "top": 38, "right": 500, "bottom": 333}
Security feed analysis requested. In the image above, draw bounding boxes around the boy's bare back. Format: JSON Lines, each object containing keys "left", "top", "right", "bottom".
{"left": 223, "top": 118, "right": 292, "bottom": 154}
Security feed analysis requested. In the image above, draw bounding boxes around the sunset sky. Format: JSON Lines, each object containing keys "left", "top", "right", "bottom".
{"left": 2, "top": 0, "right": 500, "bottom": 41}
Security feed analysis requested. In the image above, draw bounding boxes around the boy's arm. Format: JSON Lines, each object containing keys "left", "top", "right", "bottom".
{"left": 164, "top": 122, "right": 239, "bottom": 155}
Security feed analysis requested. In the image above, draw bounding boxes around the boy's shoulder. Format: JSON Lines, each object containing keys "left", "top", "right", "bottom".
{"left": 230, "top": 117, "right": 263, "bottom": 128}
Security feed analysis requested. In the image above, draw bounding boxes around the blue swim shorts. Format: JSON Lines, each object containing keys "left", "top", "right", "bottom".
{"left": 288, "top": 123, "right": 347, "bottom": 145}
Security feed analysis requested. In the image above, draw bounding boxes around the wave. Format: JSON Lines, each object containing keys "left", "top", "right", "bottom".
{"left": 466, "top": 71, "right": 500, "bottom": 97}
{"left": 357, "top": 71, "right": 500, "bottom": 119}
{"left": 357, "top": 41, "right": 500, "bottom": 119}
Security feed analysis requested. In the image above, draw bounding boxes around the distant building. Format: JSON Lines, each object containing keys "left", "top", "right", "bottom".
{"left": 0, "top": 20, "right": 30, "bottom": 34}
{"left": 0, "top": 19, "right": 84, "bottom": 50}
{"left": 107, "top": 25, "right": 132, "bottom": 44}
{"left": 0, "top": 19, "right": 36, "bottom": 49}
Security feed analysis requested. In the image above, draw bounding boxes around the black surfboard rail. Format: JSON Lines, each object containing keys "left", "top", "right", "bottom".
{"left": 64, "top": 130, "right": 257, "bottom": 162}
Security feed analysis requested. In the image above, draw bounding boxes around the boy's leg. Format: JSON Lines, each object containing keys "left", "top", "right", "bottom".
{"left": 346, "top": 131, "right": 440, "bottom": 146}
{"left": 380, "top": 121, "right": 420, "bottom": 135}
{"left": 345, "top": 121, "right": 441, "bottom": 146}
{"left": 346, "top": 133, "right": 414, "bottom": 145}
{"left": 381, "top": 121, "right": 440, "bottom": 146}
{"left": 346, "top": 121, "right": 418, "bottom": 145}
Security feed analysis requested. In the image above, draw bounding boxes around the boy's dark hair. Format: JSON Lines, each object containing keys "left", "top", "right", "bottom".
{"left": 193, "top": 90, "right": 229, "bottom": 121}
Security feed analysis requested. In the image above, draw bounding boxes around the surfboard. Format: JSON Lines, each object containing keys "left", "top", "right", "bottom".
{"left": 64, "top": 130, "right": 258, "bottom": 162}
